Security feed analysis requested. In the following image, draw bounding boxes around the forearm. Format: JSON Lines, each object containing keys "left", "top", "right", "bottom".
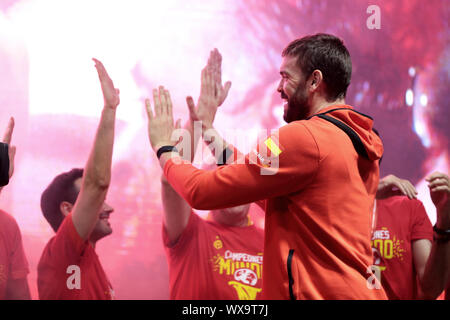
{"left": 162, "top": 155, "right": 304, "bottom": 210}
{"left": 160, "top": 121, "right": 195, "bottom": 211}
{"left": 436, "top": 207, "right": 450, "bottom": 230}
{"left": 83, "top": 107, "right": 116, "bottom": 189}
{"left": 71, "top": 107, "right": 116, "bottom": 239}
{"left": 159, "top": 121, "right": 196, "bottom": 240}
{"left": 161, "top": 177, "right": 191, "bottom": 243}
{"left": 420, "top": 240, "right": 450, "bottom": 299}
{"left": 185, "top": 120, "right": 202, "bottom": 163}
{"left": 421, "top": 209, "right": 450, "bottom": 298}
{"left": 163, "top": 157, "right": 244, "bottom": 209}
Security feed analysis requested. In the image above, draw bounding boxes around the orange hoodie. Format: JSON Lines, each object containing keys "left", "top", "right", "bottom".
{"left": 164, "top": 105, "right": 387, "bottom": 299}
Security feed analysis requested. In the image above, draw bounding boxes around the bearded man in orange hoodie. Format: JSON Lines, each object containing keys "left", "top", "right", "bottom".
{"left": 146, "top": 34, "right": 387, "bottom": 300}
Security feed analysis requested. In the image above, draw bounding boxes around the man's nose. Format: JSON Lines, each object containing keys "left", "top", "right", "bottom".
{"left": 277, "top": 79, "right": 284, "bottom": 93}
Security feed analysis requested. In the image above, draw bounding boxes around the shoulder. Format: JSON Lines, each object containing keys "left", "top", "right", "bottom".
{"left": 55, "top": 213, "right": 82, "bottom": 242}
{"left": 278, "top": 118, "right": 345, "bottom": 151}
{"left": 0, "top": 210, "right": 21, "bottom": 238}
{"left": 377, "top": 196, "right": 427, "bottom": 222}
{"left": 0, "top": 209, "right": 19, "bottom": 228}
{"left": 40, "top": 213, "right": 87, "bottom": 263}
{"left": 278, "top": 120, "right": 318, "bottom": 141}
{"left": 378, "top": 195, "right": 424, "bottom": 209}
{"left": 273, "top": 121, "right": 320, "bottom": 157}
{"left": 164, "top": 211, "right": 204, "bottom": 249}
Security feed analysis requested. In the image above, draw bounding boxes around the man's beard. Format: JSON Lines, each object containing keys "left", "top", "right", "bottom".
{"left": 283, "top": 84, "right": 309, "bottom": 123}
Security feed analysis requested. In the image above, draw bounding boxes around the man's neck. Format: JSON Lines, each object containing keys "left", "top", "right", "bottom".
{"left": 211, "top": 211, "right": 249, "bottom": 228}
{"left": 308, "top": 98, "right": 346, "bottom": 118}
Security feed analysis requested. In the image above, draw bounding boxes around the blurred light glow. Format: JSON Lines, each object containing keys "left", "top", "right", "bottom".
{"left": 420, "top": 94, "right": 428, "bottom": 106}
{"left": 405, "top": 89, "right": 414, "bottom": 106}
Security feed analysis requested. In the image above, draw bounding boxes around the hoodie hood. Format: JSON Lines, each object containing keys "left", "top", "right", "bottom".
{"left": 309, "top": 105, "right": 383, "bottom": 161}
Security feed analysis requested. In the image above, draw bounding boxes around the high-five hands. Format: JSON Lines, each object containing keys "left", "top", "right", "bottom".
{"left": 145, "top": 86, "right": 181, "bottom": 153}
{"left": 208, "top": 48, "right": 232, "bottom": 107}
{"left": 187, "top": 48, "right": 232, "bottom": 129}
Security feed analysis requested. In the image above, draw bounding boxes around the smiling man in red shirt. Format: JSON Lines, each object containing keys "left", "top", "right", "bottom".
{"left": 37, "top": 59, "right": 119, "bottom": 300}
{"left": 145, "top": 34, "right": 387, "bottom": 299}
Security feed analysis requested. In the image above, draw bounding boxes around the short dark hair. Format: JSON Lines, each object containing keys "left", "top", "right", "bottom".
{"left": 282, "top": 33, "right": 352, "bottom": 101}
{"left": 41, "top": 168, "right": 83, "bottom": 232}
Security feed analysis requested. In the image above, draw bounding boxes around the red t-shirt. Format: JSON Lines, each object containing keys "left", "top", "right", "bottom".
{"left": 0, "top": 210, "right": 29, "bottom": 299}
{"left": 38, "top": 213, "right": 114, "bottom": 300}
{"left": 163, "top": 212, "right": 264, "bottom": 300}
{"left": 372, "top": 196, "right": 433, "bottom": 300}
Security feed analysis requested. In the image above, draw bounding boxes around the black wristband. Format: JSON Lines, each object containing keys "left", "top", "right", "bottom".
{"left": 433, "top": 225, "right": 450, "bottom": 236}
{"left": 157, "top": 146, "right": 178, "bottom": 159}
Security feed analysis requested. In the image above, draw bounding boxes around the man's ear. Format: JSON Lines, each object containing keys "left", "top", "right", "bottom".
{"left": 60, "top": 201, "right": 73, "bottom": 217}
{"left": 308, "top": 70, "right": 323, "bottom": 92}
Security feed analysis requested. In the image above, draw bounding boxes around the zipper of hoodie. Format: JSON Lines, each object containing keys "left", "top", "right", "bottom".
{"left": 287, "top": 249, "right": 296, "bottom": 300}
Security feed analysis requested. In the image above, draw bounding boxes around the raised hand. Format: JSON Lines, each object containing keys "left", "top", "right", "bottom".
{"left": 187, "top": 49, "right": 232, "bottom": 129}
{"left": 186, "top": 66, "right": 217, "bottom": 128}
{"left": 376, "top": 174, "right": 418, "bottom": 199}
{"left": 2, "top": 117, "right": 16, "bottom": 179}
{"left": 93, "top": 58, "right": 120, "bottom": 109}
{"left": 210, "top": 48, "right": 232, "bottom": 107}
{"left": 145, "top": 86, "right": 181, "bottom": 152}
{"left": 426, "top": 172, "right": 450, "bottom": 227}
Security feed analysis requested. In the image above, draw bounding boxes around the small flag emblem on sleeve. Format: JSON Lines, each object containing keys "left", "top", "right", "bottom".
{"left": 264, "top": 137, "right": 282, "bottom": 157}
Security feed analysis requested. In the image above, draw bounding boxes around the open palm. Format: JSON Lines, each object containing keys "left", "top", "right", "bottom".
{"left": 93, "top": 58, "right": 120, "bottom": 109}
